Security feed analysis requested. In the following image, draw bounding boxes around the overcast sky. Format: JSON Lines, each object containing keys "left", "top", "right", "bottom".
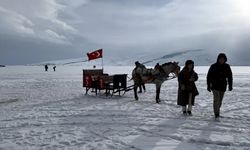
{"left": 0, "top": 0, "right": 250, "bottom": 65}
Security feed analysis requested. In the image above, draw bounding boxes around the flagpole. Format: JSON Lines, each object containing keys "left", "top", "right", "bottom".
{"left": 101, "top": 52, "right": 104, "bottom": 71}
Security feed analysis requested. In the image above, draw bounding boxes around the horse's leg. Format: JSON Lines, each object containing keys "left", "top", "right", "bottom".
{"left": 139, "top": 84, "right": 142, "bottom": 93}
{"left": 134, "top": 83, "right": 138, "bottom": 100}
{"left": 155, "top": 83, "right": 161, "bottom": 103}
{"left": 142, "top": 83, "right": 146, "bottom": 92}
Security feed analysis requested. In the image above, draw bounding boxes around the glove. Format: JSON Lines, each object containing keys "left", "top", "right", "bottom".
{"left": 207, "top": 86, "right": 211, "bottom": 92}
{"left": 229, "top": 86, "right": 233, "bottom": 91}
{"left": 189, "top": 77, "right": 195, "bottom": 82}
{"left": 180, "top": 84, "right": 185, "bottom": 90}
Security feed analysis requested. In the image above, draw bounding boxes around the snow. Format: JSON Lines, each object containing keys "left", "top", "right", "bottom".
{"left": 0, "top": 66, "right": 250, "bottom": 149}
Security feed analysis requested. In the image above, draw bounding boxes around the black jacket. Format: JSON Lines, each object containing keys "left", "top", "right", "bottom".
{"left": 177, "top": 68, "right": 199, "bottom": 106}
{"left": 207, "top": 63, "right": 233, "bottom": 92}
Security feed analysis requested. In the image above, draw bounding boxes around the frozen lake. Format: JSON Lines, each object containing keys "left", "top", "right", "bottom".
{"left": 0, "top": 66, "right": 250, "bottom": 149}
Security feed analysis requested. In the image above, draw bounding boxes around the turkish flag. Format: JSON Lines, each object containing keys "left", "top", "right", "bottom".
{"left": 87, "top": 49, "right": 103, "bottom": 61}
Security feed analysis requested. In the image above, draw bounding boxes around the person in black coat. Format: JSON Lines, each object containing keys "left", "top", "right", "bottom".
{"left": 177, "top": 60, "right": 199, "bottom": 115}
{"left": 45, "top": 65, "right": 48, "bottom": 71}
{"left": 134, "top": 61, "right": 146, "bottom": 93}
{"left": 207, "top": 53, "right": 233, "bottom": 118}
{"left": 53, "top": 65, "right": 56, "bottom": 71}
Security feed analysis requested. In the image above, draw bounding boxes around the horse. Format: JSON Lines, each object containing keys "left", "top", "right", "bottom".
{"left": 132, "top": 62, "right": 180, "bottom": 103}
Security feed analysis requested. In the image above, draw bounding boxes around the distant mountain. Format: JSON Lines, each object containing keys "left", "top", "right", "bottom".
{"left": 0, "top": 65, "right": 6, "bottom": 67}
{"left": 111, "top": 49, "right": 215, "bottom": 66}
{"left": 31, "top": 58, "right": 83, "bottom": 66}
{"left": 32, "top": 49, "right": 218, "bottom": 67}
{"left": 139, "top": 49, "right": 216, "bottom": 66}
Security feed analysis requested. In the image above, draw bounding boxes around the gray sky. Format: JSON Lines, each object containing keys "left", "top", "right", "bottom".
{"left": 0, "top": 0, "right": 250, "bottom": 65}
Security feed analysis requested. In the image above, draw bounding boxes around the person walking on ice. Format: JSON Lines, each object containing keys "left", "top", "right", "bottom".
{"left": 45, "top": 65, "right": 48, "bottom": 71}
{"left": 133, "top": 61, "right": 146, "bottom": 93}
{"left": 207, "top": 53, "right": 233, "bottom": 119}
{"left": 177, "top": 60, "right": 199, "bottom": 115}
{"left": 53, "top": 65, "right": 56, "bottom": 71}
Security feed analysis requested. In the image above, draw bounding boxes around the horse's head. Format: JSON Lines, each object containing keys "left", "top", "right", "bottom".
{"left": 161, "top": 61, "right": 180, "bottom": 77}
{"left": 171, "top": 61, "right": 180, "bottom": 77}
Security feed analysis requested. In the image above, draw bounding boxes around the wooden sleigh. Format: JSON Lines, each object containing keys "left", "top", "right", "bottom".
{"left": 83, "top": 69, "right": 133, "bottom": 96}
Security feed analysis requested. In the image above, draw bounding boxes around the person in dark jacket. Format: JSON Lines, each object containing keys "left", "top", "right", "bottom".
{"left": 177, "top": 60, "right": 199, "bottom": 115}
{"left": 207, "top": 53, "right": 233, "bottom": 118}
{"left": 45, "top": 65, "right": 48, "bottom": 71}
{"left": 134, "top": 61, "right": 146, "bottom": 93}
{"left": 53, "top": 65, "right": 56, "bottom": 71}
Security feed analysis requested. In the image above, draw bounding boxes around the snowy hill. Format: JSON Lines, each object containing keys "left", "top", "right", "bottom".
{"left": 138, "top": 49, "right": 215, "bottom": 66}
{"left": 32, "top": 49, "right": 216, "bottom": 67}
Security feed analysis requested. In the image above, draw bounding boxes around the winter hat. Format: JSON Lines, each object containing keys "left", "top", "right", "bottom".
{"left": 185, "top": 60, "right": 194, "bottom": 67}
{"left": 217, "top": 53, "right": 227, "bottom": 62}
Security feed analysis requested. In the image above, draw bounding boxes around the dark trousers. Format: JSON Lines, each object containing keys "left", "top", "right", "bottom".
{"left": 212, "top": 90, "right": 225, "bottom": 115}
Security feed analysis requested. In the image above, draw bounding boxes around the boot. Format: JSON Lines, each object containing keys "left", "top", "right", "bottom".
{"left": 183, "top": 111, "right": 187, "bottom": 115}
{"left": 215, "top": 113, "right": 220, "bottom": 118}
{"left": 187, "top": 111, "right": 192, "bottom": 116}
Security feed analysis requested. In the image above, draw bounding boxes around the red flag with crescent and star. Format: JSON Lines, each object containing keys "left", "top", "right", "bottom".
{"left": 87, "top": 49, "right": 103, "bottom": 61}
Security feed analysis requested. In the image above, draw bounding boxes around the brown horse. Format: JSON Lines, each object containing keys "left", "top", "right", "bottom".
{"left": 132, "top": 62, "right": 180, "bottom": 103}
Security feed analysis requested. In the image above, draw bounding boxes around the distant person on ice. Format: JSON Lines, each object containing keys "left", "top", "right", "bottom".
{"left": 53, "top": 66, "right": 56, "bottom": 71}
{"left": 133, "top": 61, "right": 146, "bottom": 93}
{"left": 177, "top": 60, "right": 199, "bottom": 116}
{"left": 207, "top": 53, "right": 233, "bottom": 119}
{"left": 45, "top": 65, "right": 48, "bottom": 71}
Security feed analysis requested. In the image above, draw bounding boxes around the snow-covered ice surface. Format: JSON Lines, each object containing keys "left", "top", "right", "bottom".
{"left": 0, "top": 66, "right": 249, "bottom": 150}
